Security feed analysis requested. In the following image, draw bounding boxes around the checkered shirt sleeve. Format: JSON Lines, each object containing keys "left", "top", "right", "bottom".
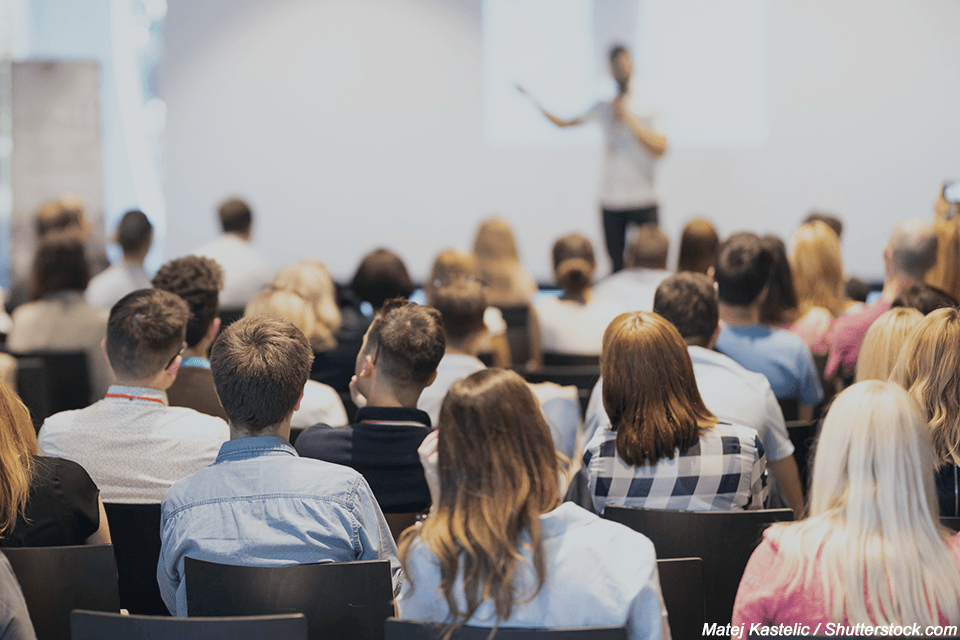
{"left": 583, "top": 421, "right": 767, "bottom": 513}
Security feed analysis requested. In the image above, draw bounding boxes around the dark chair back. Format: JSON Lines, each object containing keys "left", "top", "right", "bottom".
{"left": 0, "top": 544, "right": 120, "bottom": 640}
{"left": 217, "top": 308, "right": 245, "bottom": 330}
{"left": 71, "top": 609, "right": 307, "bottom": 640}
{"left": 656, "top": 558, "right": 704, "bottom": 640}
{"left": 500, "top": 306, "right": 532, "bottom": 366}
{"left": 102, "top": 503, "right": 168, "bottom": 615}
{"left": 785, "top": 420, "right": 818, "bottom": 494}
{"left": 776, "top": 397, "right": 799, "bottom": 422}
{"left": 384, "top": 512, "right": 419, "bottom": 543}
{"left": 185, "top": 557, "right": 393, "bottom": 640}
{"left": 385, "top": 619, "right": 627, "bottom": 639}
{"left": 542, "top": 353, "right": 600, "bottom": 367}
{"left": 942, "top": 517, "right": 960, "bottom": 533}
{"left": 603, "top": 506, "right": 793, "bottom": 626}
{"left": 13, "top": 351, "right": 89, "bottom": 431}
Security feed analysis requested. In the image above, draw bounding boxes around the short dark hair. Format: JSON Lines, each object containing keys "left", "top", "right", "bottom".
{"left": 30, "top": 233, "right": 90, "bottom": 301}
{"left": 758, "top": 235, "right": 798, "bottom": 325}
{"left": 351, "top": 248, "right": 415, "bottom": 310}
{"left": 626, "top": 223, "right": 669, "bottom": 270}
{"left": 117, "top": 210, "right": 153, "bottom": 255}
{"left": 609, "top": 43, "right": 629, "bottom": 64}
{"left": 210, "top": 316, "right": 313, "bottom": 432}
{"left": 107, "top": 289, "right": 189, "bottom": 379}
{"left": 218, "top": 198, "right": 252, "bottom": 234}
{"left": 715, "top": 232, "right": 773, "bottom": 306}
{"left": 803, "top": 212, "right": 843, "bottom": 239}
{"left": 152, "top": 256, "right": 224, "bottom": 348}
{"left": 365, "top": 299, "right": 445, "bottom": 388}
{"left": 432, "top": 280, "right": 486, "bottom": 342}
{"left": 892, "top": 283, "right": 959, "bottom": 316}
{"left": 653, "top": 273, "right": 719, "bottom": 347}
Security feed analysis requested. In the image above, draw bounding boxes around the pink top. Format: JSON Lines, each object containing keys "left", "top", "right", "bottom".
{"left": 825, "top": 299, "right": 892, "bottom": 378}
{"left": 732, "top": 528, "right": 960, "bottom": 631}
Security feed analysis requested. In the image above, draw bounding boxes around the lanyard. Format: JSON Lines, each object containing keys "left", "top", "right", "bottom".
{"left": 105, "top": 393, "right": 165, "bottom": 405}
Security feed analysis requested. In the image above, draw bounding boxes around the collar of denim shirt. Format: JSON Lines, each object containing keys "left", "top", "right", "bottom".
{"left": 215, "top": 436, "right": 296, "bottom": 462}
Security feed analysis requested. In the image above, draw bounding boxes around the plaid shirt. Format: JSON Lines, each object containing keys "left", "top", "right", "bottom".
{"left": 584, "top": 421, "right": 767, "bottom": 513}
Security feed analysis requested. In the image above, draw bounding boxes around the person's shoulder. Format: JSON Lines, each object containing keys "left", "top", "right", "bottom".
{"left": 710, "top": 421, "right": 763, "bottom": 449}
{"left": 164, "top": 406, "right": 229, "bottom": 434}
{"left": 295, "top": 423, "right": 353, "bottom": 455}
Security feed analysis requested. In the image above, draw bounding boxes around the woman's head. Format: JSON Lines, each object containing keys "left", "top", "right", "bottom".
{"left": 890, "top": 307, "right": 960, "bottom": 468}
{"left": 677, "top": 218, "right": 719, "bottom": 275}
{"left": 350, "top": 248, "right": 415, "bottom": 311}
{"left": 271, "top": 259, "right": 341, "bottom": 350}
{"left": 552, "top": 234, "right": 595, "bottom": 296}
{"left": 855, "top": 307, "right": 923, "bottom": 383}
{"left": 601, "top": 312, "right": 714, "bottom": 466}
{"left": 790, "top": 221, "right": 846, "bottom": 317}
{"left": 30, "top": 233, "right": 90, "bottom": 301}
{"left": 473, "top": 217, "right": 520, "bottom": 262}
{"left": 0, "top": 379, "right": 38, "bottom": 535}
{"left": 402, "top": 368, "right": 560, "bottom": 632}
{"left": 426, "top": 249, "right": 479, "bottom": 305}
{"left": 245, "top": 288, "right": 327, "bottom": 352}
{"left": 758, "top": 235, "right": 799, "bottom": 325}
{"left": 472, "top": 217, "right": 536, "bottom": 307}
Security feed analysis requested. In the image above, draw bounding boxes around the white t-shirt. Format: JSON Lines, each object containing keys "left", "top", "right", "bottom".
{"left": 584, "top": 97, "right": 660, "bottom": 209}
{"left": 85, "top": 262, "right": 153, "bottom": 311}
{"left": 534, "top": 296, "right": 625, "bottom": 356}
{"left": 417, "top": 354, "right": 486, "bottom": 427}
{"left": 593, "top": 268, "right": 673, "bottom": 313}
{"left": 192, "top": 234, "right": 273, "bottom": 309}
{"left": 290, "top": 379, "right": 349, "bottom": 428}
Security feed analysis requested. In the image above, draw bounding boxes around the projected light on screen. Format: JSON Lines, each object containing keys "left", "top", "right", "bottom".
{"left": 483, "top": 0, "right": 769, "bottom": 149}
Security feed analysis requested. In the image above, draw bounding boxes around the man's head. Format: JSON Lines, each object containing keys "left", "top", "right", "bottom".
{"left": 356, "top": 299, "right": 445, "bottom": 400}
{"left": 106, "top": 289, "right": 189, "bottom": 381}
{"left": 210, "top": 316, "right": 313, "bottom": 435}
{"left": 116, "top": 210, "right": 153, "bottom": 260}
{"left": 152, "top": 256, "right": 224, "bottom": 349}
{"left": 715, "top": 232, "right": 773, "bottom": 307}
{"left": 653, "top": 273, "right": 719, "bottom": 348}
{"left": 626, "top": 223, "right": 669, "bottom": 270}
{"left": 34, "top": 195, "right": 90, "bottom": 241}
{"left": 885, "top": 219, "right": 937, "bottom": 281}
{"left": 609, "top": 44, "right": 632, "bottom": 94}
{"left": 218, "top": 198, "right": 253, "bottom": 236}
{"left": 431, "top": 280, "right": 486, "bottom": 351}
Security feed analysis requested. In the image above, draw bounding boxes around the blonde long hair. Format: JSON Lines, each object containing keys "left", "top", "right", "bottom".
{"left": 473, "top": 217, "right": 537, "bottom": 307}
{"left": 0, "top": 380, "right": 38, "bottom": 535}
{"left": 399, "top": 369, "right": 560, "bottom": 635}
{"left": 855, "top": 307, "right": 923, "bottom": 383}
{"left": 890, "top": 307, "right": 960, "bottom": 469}
{"left": 790, "top": 221, "right": 848, "bottom": 317}
{"left": 267, "top": 259, "right": 341, "bottom": 351}
{"left": 769, "top": 381, "right": 960, "bottom": 625}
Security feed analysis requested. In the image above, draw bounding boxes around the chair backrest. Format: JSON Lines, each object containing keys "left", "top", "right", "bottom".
{"left": 71, "top": 609, "right": 307, "bottom": 640}
{"left": 185, "top": 557, "right": 393, "bottom": 640}
{"left": 384, "top": 512, "right": 420, "bottom": 543}
{"left": 776, "top": 397, "right": 799, "bottom": 422}
{"left": 500, "top": 306, "right": 531, "bottom": 366}
{"left": 0, "top": 544, "right": 120, "bottom": 640}
{"left": 102, "top": 503, "right": 168, "bottom": 615}
{"left": 603, "top": 506, "right": 793, "bottom": 626}
{"left": 14, "top": 351, "right": 89, "bottom": 431}
{"left": 542, "top": 353, "right": 600, "bottom": 368}
{"left": 785, "top": 420, "right": 818, "bottom": 493}
{"left": 656, "top": 558, "right": 704, "bottom": 640}
{"left": 521, "top": 366, "right": 600, "bottom": 392}
{"left": 385, "top": 619, "right": 627, "bottom": 640}
{"left": 942, "top": 517, "right": 960, "bottom": 533}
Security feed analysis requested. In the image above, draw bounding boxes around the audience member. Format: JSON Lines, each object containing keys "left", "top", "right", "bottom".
{"left": 535, "top": 234, "right": 623, "bottom": 355}
{"left": 925, "top": 185, "right": 960, "bottom": 300}
{"left": 472, "top": 217, "right": 538, "bottom": 308}
{"left": 0, "top": 554, "right": 36, "bottom": 640}
{"left": 417, "top": 280, "right": 487, "bottom": 426}
{"left": 788, "top": 221, "right": 856, "bottom": 355}
{"left": 733, "top": 381, "right": 960, "bottom": 627}
{"left": 891, "top": 282, "right": 958, "bottom": 315}
{"left": 33, "top": 194, "right": 110, "bottom": 275}
{"left": 855, "top": 307, "right": 923, "bottom": 383}
{"left": 296, "top": 300, "right": 444, "bottom": 515}
{"left": 758, "top": 235, "right": 799, "bottom": 327}
{"left": 399, "top": 368, "right": 669, "bottom": 639}
{"left": 584, "top": 311, "right": 767, "bottom": 514}
{"left": 86, "top": 209, "right": 153, "bottom": 310}
{"left": 350, "top": 248, "right": 416, "bottom": 313}
{"left": 583, "top": 273, "right": 803, "bottom": 516}
{"left": 245, "top": 287, "right": 348, "bottom": 428}
{"left": 676, "top": 217, "right": 719, "bottom": 275}
{"left": 826, "top": 219, "right": 937, "bottom": 378}
{"left": 192, "top": 197, "right": 272, "bottom": 310}
{"left": 891, "top": 308, "right": 960, "bottom": 517}
{"left": 7, "top": 234, "right": 113, "bottom": 401}
{"left": 714, "top": 233, "right": 823, "bottom": 418}
{"left": 0, "top": 378, "right": 109, "bottom": 547}
{"left": 37, "top": 289, "right": 229, "bottom": 503}
{"left": 426, "top": 249, "right": 510, "bottom": 368}
{"left": 803, "top": 211, "right": 872, "bottom": 304}
{"left": 151, "top": 256, "right": 227, "bottom": 420}
{"left": 802, "top": 211, "right": 843, "bottom": 239}
{"left": 158, "top": 316, "right": 400, "bottom": 616}
{"left": 594, "top": 223, "right": 671, "bottom": 312}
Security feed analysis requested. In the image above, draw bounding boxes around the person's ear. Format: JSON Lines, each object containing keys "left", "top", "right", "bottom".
{"left": 207, "top": 317, "right": 221, "bottom": 341}
{"left": 358, "top": 354, "right": 375, "bottom": 378}
{"left": 167, "top": 355, "right": 182, "bottom": 381}
{"left": 294, "top": 389, "right": 304, "bottom": 412}
{"left": 100, "top": 338, "right": 110, "bottom": 365}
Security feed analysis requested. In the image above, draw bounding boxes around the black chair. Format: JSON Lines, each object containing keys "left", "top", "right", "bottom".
{"left": 500, "top": 306, "right": 532, "bottom": 367}
{"left": 776, "top": 397, "right": 799, "bottom": 422}
{"left": 0, "top": 544, "right": 120, "bottom": 640}
{"left": 542, "top": 353, "right": 600, "bottom": 367}
{"left": 185, "top": 557, "right": 393, "bottom": 640}
{"left": 385, "top": 619, "right": 627, "bottom": 639}
{"left": 656, "top": 558, "right": 704, "bottom": 640}
{"left": 71, "top": 609, "right": 307, "bottom": 640}
{"left": 603, "top": 506, "right": 793, "bottom": 626}
{"left": 102, "top": 503, "right": 168, "bottom": 615}
{"left": 13, "top": 350, "right": 89, "bottom": 431}
{"left": 785, "top": 420, "right": 818, "bottom": 494}
{"left": 942, "top": 517, "right": 960, "bottom": 533}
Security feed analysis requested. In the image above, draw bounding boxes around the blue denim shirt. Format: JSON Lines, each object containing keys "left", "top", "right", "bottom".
{"left": 158, "top": 436, "right": 401, "bottom": 616}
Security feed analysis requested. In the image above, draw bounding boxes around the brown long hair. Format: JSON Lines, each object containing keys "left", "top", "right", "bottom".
{"left": 399, "top": 369, "right": 560, "bottom": 635}
{"left": 0, "top": 380, "right": 38, "bottom": 535}
{"left": 791, "top": 221, "right": 848, "bottom": 317}
{"left": 602, "top": 312, "right": 716, "bottom": 466}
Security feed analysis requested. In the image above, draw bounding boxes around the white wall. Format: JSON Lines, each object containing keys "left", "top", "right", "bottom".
{"left": 163, "top": 0, "right": 960, "bottom": 283}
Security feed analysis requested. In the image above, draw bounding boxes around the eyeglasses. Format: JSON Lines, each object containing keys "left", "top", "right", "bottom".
{"left": 166, "top": 342, "right": 187, "bottom": 370}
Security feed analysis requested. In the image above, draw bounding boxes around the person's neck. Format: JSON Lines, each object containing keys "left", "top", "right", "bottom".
{"left": 121, "top": 254, "right": 146, "bottom": 266}
{"left": 184, "top": 337, "right": 214, "bottom": 360}
{"left": 445, "top": 333, "right": 483, "bottom": 358}
{"left": 718, "top": 302, "right": 761, "bottom": 327}
{"left": 112, "top": 373, "right": 169, "bottom": 392}
{"left": 363, "top": 381, "right": 422, "bottom": 410}
{"left": 560, "top": 288, "right": 593, "bottom": 304}
{"left": 229, "top": 421, "right": 290, "bottom": 442}
{"left": 879, "top": 272, "right": 919, "bottom": 303}
{"left": 227, "top": 230, "right": 251, "bottom": 242}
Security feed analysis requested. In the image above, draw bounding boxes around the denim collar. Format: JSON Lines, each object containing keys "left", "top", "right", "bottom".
{"left": 215, "top": 436, "right": 297, "bottom": 462}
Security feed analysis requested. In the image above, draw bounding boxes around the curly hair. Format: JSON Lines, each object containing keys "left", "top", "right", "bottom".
{"left": 152, "top": 256, "right": 224, "bottom": 348}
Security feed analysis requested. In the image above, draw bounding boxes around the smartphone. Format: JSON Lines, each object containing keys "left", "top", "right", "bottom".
{"left": 945, "top": 181, "right": 960, "bottom": 204}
